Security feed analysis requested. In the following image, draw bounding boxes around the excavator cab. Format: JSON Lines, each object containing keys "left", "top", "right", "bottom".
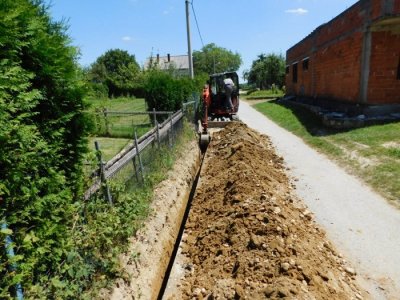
{"left": 208, "top": 72, "right": 240, "bottom": 119}
{"left": 199, "top": 71, "right": 240, "bottom": 152}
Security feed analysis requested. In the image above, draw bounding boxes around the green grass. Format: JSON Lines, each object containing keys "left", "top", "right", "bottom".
{"left": 85, "top": 97, "right": 152, "bottom": 139}
{"left": 87, "top": 137, "right": 131, "bottom": 161}
{"left": 85, "top": 96, "right": 147, "bottom": 112}
{"left": 254, "top": 101, "right": 400, "bottom": 206}
{"left": 243, "top": 89, "right": 284, "bottom": 100}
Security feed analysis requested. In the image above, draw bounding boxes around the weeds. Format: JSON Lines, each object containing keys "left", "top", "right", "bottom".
{"left": 75, "top": 121, "right": 195, "bottom": 297}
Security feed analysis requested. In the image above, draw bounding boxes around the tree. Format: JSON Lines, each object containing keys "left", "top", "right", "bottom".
{"left": 248, "top": 53, "right": 286, "bottom": 89}
{"left": 193, "top": 43, "right": 242, "bottom": 75}
{"left": 89, "top": 49, "right": 141, "bottom": 97}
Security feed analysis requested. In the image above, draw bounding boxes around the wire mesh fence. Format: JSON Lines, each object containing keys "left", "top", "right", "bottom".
{"left": 84, "top": 99, "right": 198, "bottom": 203}
{"left": 93, "top": 109, "right": 157, "bottom": 138}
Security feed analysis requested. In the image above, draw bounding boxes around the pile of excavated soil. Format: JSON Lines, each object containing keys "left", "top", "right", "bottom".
{"left": 167, "top": 122, "right": 364, "bottom": 299}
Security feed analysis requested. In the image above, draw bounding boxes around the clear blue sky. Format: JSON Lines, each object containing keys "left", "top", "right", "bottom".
{"left": 48, "top": 0, "right": 358, "bottom": 78}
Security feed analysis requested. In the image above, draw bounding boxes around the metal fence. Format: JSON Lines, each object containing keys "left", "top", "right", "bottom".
{"left": 84, "top": 100, "right": 198, "bottom": 203}
{"left": 93, "top": 108, "right": 160, "bottom": 138}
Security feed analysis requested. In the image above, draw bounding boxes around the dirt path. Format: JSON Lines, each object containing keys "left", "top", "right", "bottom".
{"left": 238, "top": 101, "right": 400, "bottom": 298}
{"left": 164, "top": 123, "right": 364, "bottom": 299}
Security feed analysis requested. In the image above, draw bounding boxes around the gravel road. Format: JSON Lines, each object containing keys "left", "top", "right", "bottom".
{"left": 239, "top": 101, "right": 400, "bottom": 299}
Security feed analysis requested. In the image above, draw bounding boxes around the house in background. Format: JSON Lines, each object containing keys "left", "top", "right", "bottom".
{"left": 285, "top": 0, "right": 400, "bottom": 115}
{"left": 144, "top": 54, "right": 189, "bottom": 76}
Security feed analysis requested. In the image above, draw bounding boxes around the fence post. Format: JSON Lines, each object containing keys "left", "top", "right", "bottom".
{"left": 156, "top": 119, "right": 160, "bottom": 149}
{"left": 169, "top": 113, "right": 173, "bottom": 148}
{"left": 95, "top": 141, "right": 113, "bottom": 205}
{"left": 132, "top": 155, "right": 140, "bottom": 183}
{"left": 152, "top": 108, "right": 157, "bottom": 126}
{"left": 134, "top": 131, "right": 145, "bottom": 183}
{"left": 1, "top": 221, "right": 24, "bottom": 300}
{"left": 103, "top": 108, "right": 110, "bottom": 136}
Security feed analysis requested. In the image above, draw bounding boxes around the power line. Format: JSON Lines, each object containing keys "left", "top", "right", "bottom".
{"left": 191, "top": 0, "right": 205, "bottom": 48}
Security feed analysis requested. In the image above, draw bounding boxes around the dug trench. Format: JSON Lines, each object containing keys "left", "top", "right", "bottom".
{"left": 109, "top": 122, "right": 368, "bottom": 299}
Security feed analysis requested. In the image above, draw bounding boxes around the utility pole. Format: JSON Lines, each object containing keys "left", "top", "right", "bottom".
{"left": 185, "top": 0, "right": 194, "bottom": 79}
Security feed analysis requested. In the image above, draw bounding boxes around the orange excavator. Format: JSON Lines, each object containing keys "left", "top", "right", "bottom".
{"left": 199, "top": 71, "right": 240, "bottom": 151}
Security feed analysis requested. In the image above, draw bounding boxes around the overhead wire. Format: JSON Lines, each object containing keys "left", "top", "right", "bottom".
{"left": 191, "top": 0, "right": 205, "bottom": 48}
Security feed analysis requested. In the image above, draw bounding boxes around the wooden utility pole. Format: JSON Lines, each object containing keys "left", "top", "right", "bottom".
{"left": 185, "top": 0, "right": 194, "bottom": 79}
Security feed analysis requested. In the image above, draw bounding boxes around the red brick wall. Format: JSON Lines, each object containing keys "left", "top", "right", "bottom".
{"left": 317, "top": 3, "right": 365, "bottom": 47}
{"left": 285, "top": 58, "right": 313, "bottom": 98}
{"left": 286, "top": 35, "right": 313, "bottom": 62}
{"left": 285, "top": 35, "right": 314, "bottom": 96}
{"left": 286, "top": 0, "right": 400, "bottom": 105}
{"left": 394, "top": 0, "right": 400, "bottom": 13}
{"left": 313, "top": 32, "right": 363, "bottom": 102}
{"left": 286, "top": 1, "right": 365, "bottom": 101}
{"left": 371, "top": 0, "right": 382, "bottom": 20}
{"left": 368, "top": 31, "right": 400, "bottom": 104}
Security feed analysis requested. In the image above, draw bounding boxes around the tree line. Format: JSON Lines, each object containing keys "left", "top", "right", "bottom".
{"left": 85, "top": 44, "right": 286, "bottom": 102}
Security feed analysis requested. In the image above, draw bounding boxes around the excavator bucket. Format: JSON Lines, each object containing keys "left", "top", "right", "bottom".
{"left": 199, "top": 133, "right": 210, "bottom": 153}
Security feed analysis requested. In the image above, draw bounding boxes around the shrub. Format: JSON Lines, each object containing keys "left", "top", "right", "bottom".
{"left": 144, "top": 70, "right": 202, "bottom": 122}
{"left": 0, "top": 0, "right": 89, "bottom": 297}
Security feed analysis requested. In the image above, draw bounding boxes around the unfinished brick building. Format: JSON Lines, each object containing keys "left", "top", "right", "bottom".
{"left": 286, "top": 0, "right": 400, "bottom": 112}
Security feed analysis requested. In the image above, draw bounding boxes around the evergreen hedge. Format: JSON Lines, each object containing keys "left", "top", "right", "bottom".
{"left": 0, "top": 0, "right": 89, "bottom": 297}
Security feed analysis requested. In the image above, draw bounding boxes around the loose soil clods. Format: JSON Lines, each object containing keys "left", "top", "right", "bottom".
{"left": 165, "top": 122, "right": 365, "bottom": 299}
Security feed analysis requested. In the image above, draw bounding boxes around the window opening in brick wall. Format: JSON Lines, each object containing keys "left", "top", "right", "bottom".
{"left": 292, "top": 63, "right": 298, "bottom": 83}
{"left": 397, "top": 57, "right": 400, "bottom": 80}
{"left": 302, "top": 58, "right": 309, "bottom": 71}
{"left": 286, "top": 66, "right": 289, "bottom": 75}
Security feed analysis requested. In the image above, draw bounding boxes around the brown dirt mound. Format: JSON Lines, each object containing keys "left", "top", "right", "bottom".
{"left": 171, "top": 122, "right": 364, "bottom": 299}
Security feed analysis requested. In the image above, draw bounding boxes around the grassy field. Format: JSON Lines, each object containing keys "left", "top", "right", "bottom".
{"left": 85, "top": 97, "right": 152, "bottom": 138}
{"left": 87, "top": 137, "right": 131, "bottom": 161}
{"left": 254, "top": 100, "right": 400, "bottom": 207}
{"left": 85, "top": 96, "right": 147, "bottom": 112}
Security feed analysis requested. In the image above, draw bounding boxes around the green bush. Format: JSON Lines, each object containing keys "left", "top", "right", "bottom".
{"left": 0, "top": 0, "right": 89, "bottom": 297}
{"left": 144, "top": 70, "right": 203, "bottom": 122}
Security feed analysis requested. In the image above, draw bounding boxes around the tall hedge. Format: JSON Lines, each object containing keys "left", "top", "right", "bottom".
{"left": 0, "top": 0, "right": 88, "bottom": 297}
{"left": 144, "top": 70, "right": 204, "bottom": 122}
